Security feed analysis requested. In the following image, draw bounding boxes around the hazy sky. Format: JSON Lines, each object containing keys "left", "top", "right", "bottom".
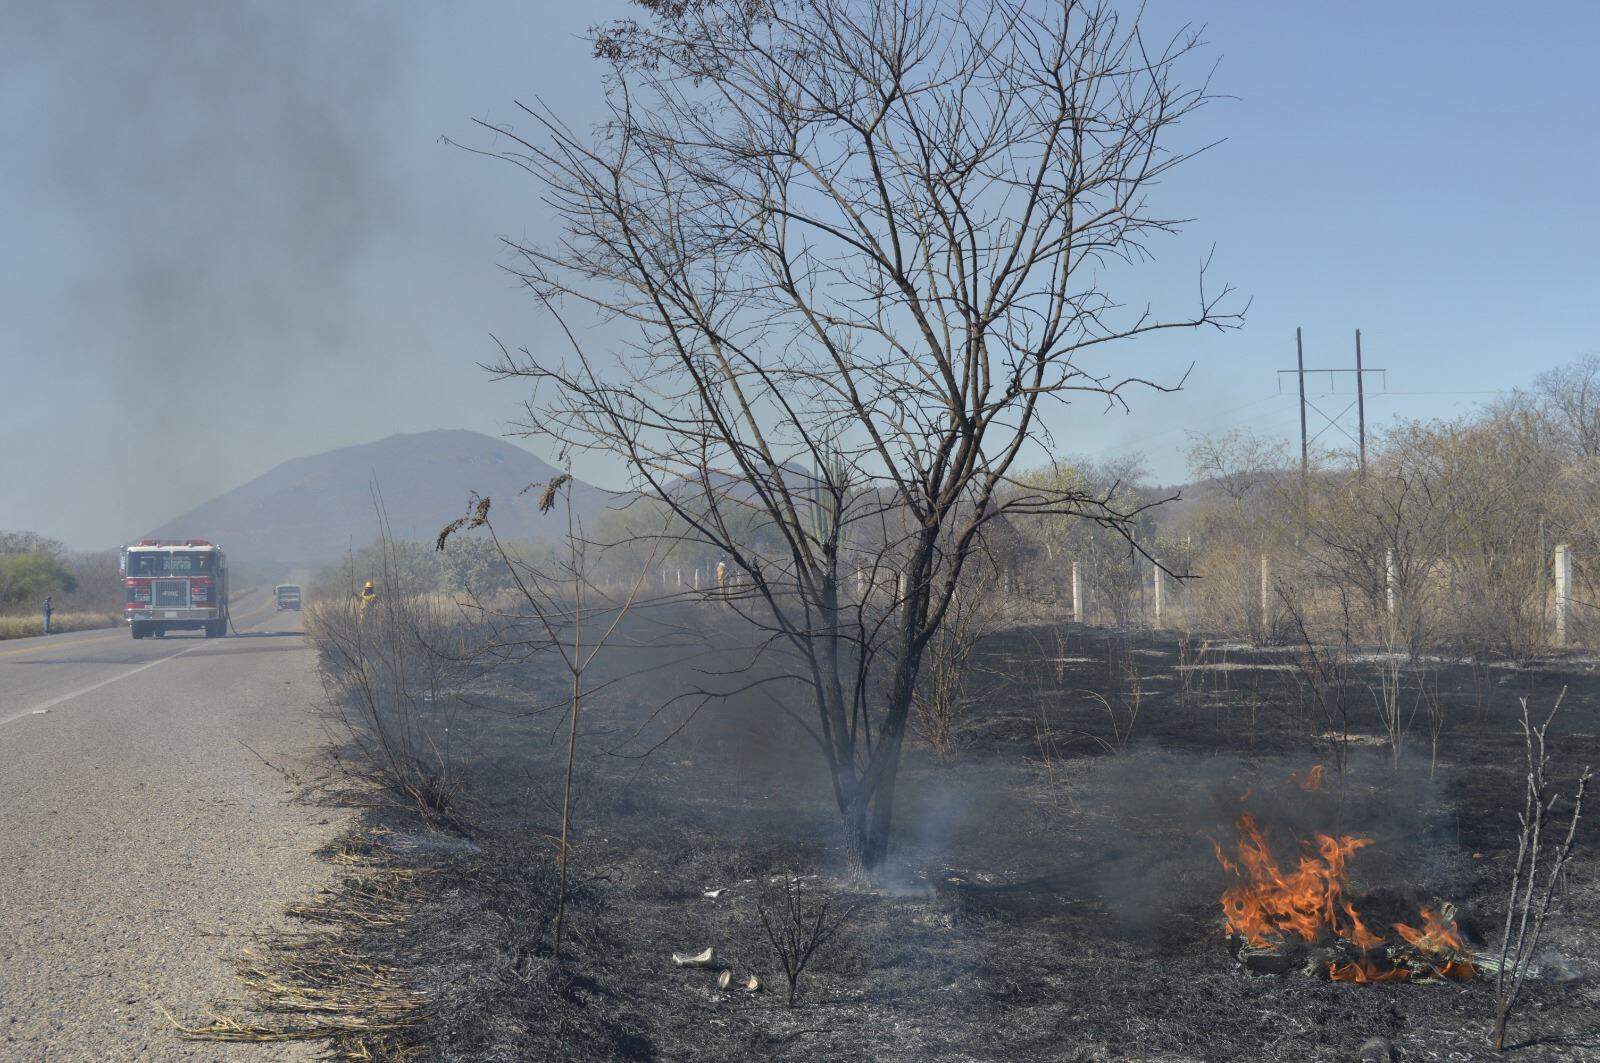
{"left": 3, "top": 0, "right": 1597, "bottom": 549}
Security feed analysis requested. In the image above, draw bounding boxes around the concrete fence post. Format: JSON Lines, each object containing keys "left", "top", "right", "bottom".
{"left": 1554, "top": 543, "right": 1573, "bottom": 648}
{"left": 1260, "top": 555, "right": 1272, "bottom": 633}
{"left": 1071, "top": 561, "right": 1082, "bottom": 623}
{"left": 1152, "top": 559, "right": 1164, "bottom": 628}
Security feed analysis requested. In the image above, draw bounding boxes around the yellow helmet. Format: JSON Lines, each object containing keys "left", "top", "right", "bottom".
{"left": 363, "top": 580, "right": 374, "bottom": 592}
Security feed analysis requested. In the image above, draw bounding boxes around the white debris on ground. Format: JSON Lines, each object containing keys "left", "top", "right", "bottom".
{"left": 671, "top": 947, "right": 715, "bottom": 967}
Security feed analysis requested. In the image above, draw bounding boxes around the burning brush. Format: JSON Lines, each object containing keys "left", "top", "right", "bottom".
{"left": 1212, "top": 773, "right": 1477, "bottom": 984}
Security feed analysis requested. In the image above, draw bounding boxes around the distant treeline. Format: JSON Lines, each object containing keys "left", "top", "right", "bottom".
{"left": 0, "top": 531, "right": 121, "bottom": 618}
{"left": 311, "top": 533, "right": 554, "bottom": 603}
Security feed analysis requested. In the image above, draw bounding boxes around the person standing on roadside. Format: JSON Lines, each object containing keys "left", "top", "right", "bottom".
{"left": 41, "top": 596, "right": 52, "bottom": 635}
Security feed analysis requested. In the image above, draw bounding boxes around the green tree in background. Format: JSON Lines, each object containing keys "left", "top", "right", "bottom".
{"left": 0, "top": 552, "right": 78, "bottom": 610}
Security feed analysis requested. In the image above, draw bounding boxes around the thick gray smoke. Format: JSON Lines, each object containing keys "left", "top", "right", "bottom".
{"left": 1, "top": 1, "right": 411, "bottom": 543}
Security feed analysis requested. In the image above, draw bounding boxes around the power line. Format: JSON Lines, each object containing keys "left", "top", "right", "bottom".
{"left": 1368, "top": 390, "right": 1508, "bottom": 397}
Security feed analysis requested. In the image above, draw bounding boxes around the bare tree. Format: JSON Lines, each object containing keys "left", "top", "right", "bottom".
{"left": 1297, "top": 427, "right": 1453, "bottom": 653}
{"left": 1185, "top": 428, "right": 1288, "bottom": 506}
{"left": 1019, "top": 455, "right": 1163, "bottom": 627}
{"left": 459, "top": 0, "right": 1238, "bottom": 871}
{"left": 1492, "top": 693, "right": 1592, "bottom": 1052}
{"left": 1522, "top": 353, "right": 1600, "bottom": 460}
{"left": 1177, "top": 430, "right": 1294, "bottom": 639}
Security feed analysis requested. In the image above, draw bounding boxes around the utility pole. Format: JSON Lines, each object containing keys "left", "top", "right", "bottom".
{"left": 1297, "top": 327, "right": 1309, "bottom": 483}
{"left": 1277, "top": 328, "right": 1386, "bottom": 478}
{"left": 1355, "top": 329, "right": 1368, "bottom": 476}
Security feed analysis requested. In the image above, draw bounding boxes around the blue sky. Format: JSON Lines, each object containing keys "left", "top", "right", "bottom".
{"left": 2, "top": 0, "right": 1596, "bottom": 548}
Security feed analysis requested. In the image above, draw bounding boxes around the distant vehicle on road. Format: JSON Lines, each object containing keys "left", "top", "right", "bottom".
{"left": 274, "top": 584, "right": 302, "bottom": 611}
{"left": 122, "top": 539, "right": 229, "bottom": 639}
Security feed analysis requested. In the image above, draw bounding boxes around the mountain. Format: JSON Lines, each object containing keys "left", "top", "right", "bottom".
{"left": 146, "top": 430, "right": 614, "bottom": 568}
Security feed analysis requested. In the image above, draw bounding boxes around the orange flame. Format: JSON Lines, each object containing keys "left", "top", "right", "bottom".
{"left": 1214, "top": 808, "right": 1475, "bottom": 984}
{"left": 1214, "top": 812, "right": 1370, "bottom": 948}
{"left": 1394, "top": 908, "right": 1478, "bottom": 979}
{"left": 1300, "top": 764, "right": 1325, "bottom": 791}
{"left": 1329, "top": 959, "right": 1410, "bottom": 983}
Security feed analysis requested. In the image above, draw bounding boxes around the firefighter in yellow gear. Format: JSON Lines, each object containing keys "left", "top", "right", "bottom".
{"left": 358, "top": 579, "right": 378, "bottom": 616}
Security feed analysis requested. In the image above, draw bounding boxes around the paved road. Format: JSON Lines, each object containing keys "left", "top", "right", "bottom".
{"left": 0, "top": 589, "right": 342, "bottom": 1060}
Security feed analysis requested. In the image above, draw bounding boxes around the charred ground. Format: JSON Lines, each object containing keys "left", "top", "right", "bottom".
{"left": 232, "top": 614, "right": 1600, "bottom": 1061}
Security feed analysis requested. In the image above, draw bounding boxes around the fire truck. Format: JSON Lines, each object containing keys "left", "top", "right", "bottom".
{"left": 121, "top": 539, "right": 230, "bottom": 639}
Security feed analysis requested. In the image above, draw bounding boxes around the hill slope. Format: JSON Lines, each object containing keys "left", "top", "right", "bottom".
{"left": 147, "top": 430, "right": 612, "bottom": 568}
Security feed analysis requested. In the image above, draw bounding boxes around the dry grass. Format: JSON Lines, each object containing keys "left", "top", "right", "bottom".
{"left": 307, "top": 594, "right": 479, "bottom": 834}
{"left": 161, "top": 840, "right": 431, "bottom": 1059}
{"left": 0, "top": 612, "right": 119, "bottom": 640}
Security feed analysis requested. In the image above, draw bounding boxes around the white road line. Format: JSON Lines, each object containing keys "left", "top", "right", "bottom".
{"left": 0, "top": 643, "right": 204, "bottom": 728}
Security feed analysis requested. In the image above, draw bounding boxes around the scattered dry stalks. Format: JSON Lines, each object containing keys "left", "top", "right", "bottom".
{"left": 911, "top": 590, "right": 991, "bottom": 765}
{"left": 1369, "top": 652, "right": 1421, "bottom": 770}
{"left": 1491, "top": 690, "right": 1593, "bottom": 1053}
{"left": 1077, "top": 639, "right": 1145, "bottom": 753}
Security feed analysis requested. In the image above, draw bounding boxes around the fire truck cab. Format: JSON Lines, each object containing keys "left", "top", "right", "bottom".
{"left": 122, "top": 539, "right": 229, "bottom": 639}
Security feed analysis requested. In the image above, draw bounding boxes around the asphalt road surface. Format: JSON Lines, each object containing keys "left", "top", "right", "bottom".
{"left": 0, "top": 589, "right": 342, "bottom": 1060}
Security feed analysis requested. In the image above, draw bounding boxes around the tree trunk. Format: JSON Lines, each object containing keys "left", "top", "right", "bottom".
{"left": 838, "top": 756, "right": 902, "bottom": 878}
{"left": 842, "top": 788, "right": 873, "bottom": 880}
{"left": 838, "top": 648, "right": 920, "bottom": 876}
{"left": 863, "top": 733, "right": 903, "bottom": 869}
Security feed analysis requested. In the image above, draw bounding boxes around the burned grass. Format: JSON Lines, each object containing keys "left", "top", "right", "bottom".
{"left": 209, "top": 618, "right": 1600, "bottom": 1060}
{"left": 173, "top": 814, "right": 646, "bottom": 1061}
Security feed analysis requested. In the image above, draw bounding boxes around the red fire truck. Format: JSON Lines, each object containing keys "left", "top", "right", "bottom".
{"left": 122, "top": 539, "right": 230, "bottom": 639}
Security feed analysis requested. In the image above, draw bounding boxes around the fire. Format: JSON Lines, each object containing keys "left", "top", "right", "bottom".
{"left": 1213, "top": 813, "right": 1370, "bottom": 948}
{"left": 1214, "top": 809, "right": 1475, "bottom": 983}
{"left": 1394, "top": 908, "right": 1478, "bottom": 980}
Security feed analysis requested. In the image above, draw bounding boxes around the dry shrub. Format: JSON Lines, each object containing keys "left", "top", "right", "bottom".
{"left": 1091, "top": 637, "right": 1145, "bottom": 753}
{"left": 758, "top": 873, "right": 857, "bottom": 1007}
{"left": 1186, "top": 544, "right": 1268, "bottom": 642}
{"left": 1438, "top": 562, "right": 1549, "bottom": 661}
{"left": 911, "top": 587, "right": 993, "bottom": 765}
{"left": 308, "top": 589, "right": 478, "bottom": 833}
{"left": 1492, "top": 693, "right": 1593, "bottom": 1051}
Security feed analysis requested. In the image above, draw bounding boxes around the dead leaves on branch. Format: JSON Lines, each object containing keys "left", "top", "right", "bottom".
{"left": 435, "top": 493, "right": 491, "bottom": 552}
{"left": 435, "top": 476, "right": 571, "bottom": 552}
{"left": 533, "top": 474, "right": 570, "bottom": 514}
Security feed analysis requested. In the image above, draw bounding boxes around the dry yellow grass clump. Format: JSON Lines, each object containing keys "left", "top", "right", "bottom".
{"left": 161, "top": 839, "right": 431, "bottom": 1058}
{"left": 0, "top": 612, "right": 119, "bottom": 640}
